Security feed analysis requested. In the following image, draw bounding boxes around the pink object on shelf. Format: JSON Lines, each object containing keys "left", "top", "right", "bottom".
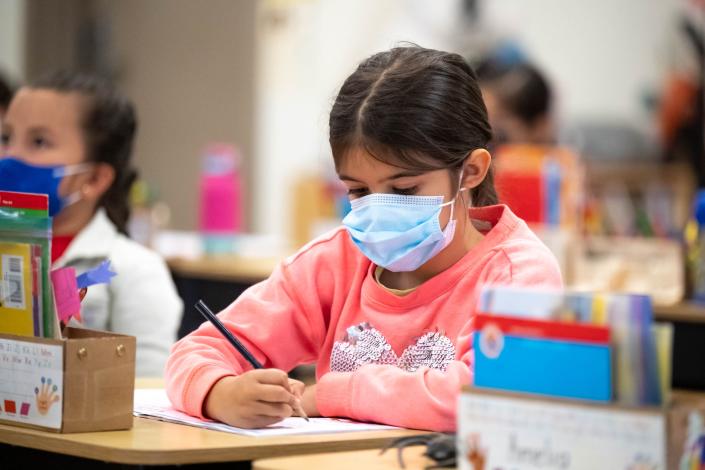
{"left": 198, "top": 144, "right": 242, "bottom": 235}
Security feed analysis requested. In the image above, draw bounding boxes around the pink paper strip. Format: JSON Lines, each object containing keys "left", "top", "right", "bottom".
{"left": 50, "top": 267, "right": 81, "bottom": 323}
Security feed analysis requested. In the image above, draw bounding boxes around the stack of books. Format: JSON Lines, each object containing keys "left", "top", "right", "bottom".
{"left": 474, "top": 286, "right": 671, "bottom": 406}
{"left": 0, "top": 191, "right": 55, "bottom": 338}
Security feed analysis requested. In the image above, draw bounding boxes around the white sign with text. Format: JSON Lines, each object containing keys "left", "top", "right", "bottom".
{"left": 458, "top": 390, "right": 666, "bottom": 470}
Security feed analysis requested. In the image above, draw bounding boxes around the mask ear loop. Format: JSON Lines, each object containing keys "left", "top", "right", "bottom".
{"left": 53, "top": 163, "right": 93, "bottom": 210}
{"left": 52, "top": 163, "right": 93, "bottom": 178}
{"left": 438, "top": 170, "right": 468, "bottom": 227}
{"left": 455, "top": 170, "right": 472, "bottom": 234}
{"left": 62, "top": 191, "right": 83, "bottom": 207}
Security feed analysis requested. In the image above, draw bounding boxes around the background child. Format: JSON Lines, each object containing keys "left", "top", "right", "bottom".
{"left": 0, "top": 70, "right": 13, "bottom": 122}
{"left": 476, "top": 57, "right": 555, "bottom": 146}
{"left": 0, "top": 71, "right": 183, "bottom": 377}
{"left": 165, "top": 46, "right": 562, "bottom": 431}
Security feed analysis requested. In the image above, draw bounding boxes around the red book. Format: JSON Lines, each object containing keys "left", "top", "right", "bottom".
{"left": 494, "top": 172, "right": 544, "bottom": 224}
{"left": 475, "top": 313, "right": 610, "bottom": 344}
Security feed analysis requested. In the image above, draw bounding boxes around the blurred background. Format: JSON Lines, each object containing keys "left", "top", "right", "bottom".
{"left": 1, "top": 0, "right": 704, "bottom": 326}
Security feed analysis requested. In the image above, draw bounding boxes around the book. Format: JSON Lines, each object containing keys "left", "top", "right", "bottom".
{"left": 0, "top": 242, "right": 35, "bottom": 336}
{"left": 474, "top": 313, "right": 612, "bottom": 402}
{"left": 31, "top": 246, "right": 43, "bottom": 337}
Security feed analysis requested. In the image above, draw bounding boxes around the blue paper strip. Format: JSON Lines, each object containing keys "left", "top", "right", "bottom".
{"left": 76, "top": 259, "right": 117, "bottom": 289}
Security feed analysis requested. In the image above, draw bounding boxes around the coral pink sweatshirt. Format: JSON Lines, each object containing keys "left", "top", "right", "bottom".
{"left": 165, "top": 205, "right": 562, "bottom": 431}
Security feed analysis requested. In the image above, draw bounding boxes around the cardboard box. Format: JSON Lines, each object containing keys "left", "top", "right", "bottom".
{"left": 0, "top": 327, "right": 135, "bottom": 433}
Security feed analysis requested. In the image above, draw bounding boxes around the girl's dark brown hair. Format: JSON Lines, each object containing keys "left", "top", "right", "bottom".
{"left": 31, "top": 71, "right": 137, "bottom": 235}
{"left": 329, "top": 45, "right": 497, "bottom": 206}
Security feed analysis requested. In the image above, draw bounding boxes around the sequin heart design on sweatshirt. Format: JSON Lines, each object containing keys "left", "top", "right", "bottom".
{"left": 330, "top": 322, "right": 456, "bottom": 373}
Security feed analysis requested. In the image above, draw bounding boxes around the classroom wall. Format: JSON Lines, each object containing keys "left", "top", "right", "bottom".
{"left": 0, "top": 0, "right": 25, "bottom": 81}
{"left": 253, "top": 0, "right": 468, "bottom": 240}
{"left": 10, "top": 0, "right": 685, "bottom": 242}
{"left": 100, "top": 0, "right": 257, "bottom": 231}
{"left": 483, "top": 0, "right": 682, "bottom": 128}
{"left": 20, "top": 0, "right": 257, "bottom": 232}
{"left": 252, "top": 0, "right": 684, "bottom": 241}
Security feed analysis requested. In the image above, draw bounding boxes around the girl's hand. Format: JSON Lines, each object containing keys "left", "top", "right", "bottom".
{"left": 204, "top": 369, "right": 303, "bottom": 428}
{"left": 300, "top": 384, "right": 321, "bottom": 417}
{"left": 288, "top": 378, "right": 305, "bottom": 401}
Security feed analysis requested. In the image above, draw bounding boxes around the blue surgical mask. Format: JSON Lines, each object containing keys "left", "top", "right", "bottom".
{"left": 0, "top": 157, "right": 89, "bottom": 216}
{"left": 342, "top": 187, "right": 466, "bottom": 272}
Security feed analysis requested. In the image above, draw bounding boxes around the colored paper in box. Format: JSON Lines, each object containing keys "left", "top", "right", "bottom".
{"left": 51, "top": 267, "right": 81, "bottom": 323}
{"left": 76, "top": 260, "right": 116, "bottom": 289}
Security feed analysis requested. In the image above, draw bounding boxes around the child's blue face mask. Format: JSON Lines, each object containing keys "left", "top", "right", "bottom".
{"left": 342, "top": 185, "right": 466, "bottom": 272}
{"left": 0, "top": 157, "right": 89, "bottom": 216}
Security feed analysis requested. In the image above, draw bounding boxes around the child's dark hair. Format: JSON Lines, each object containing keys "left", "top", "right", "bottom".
{"left": 476, "top": 60, "right": 552, "bottom": 127}
{"left": 0, "top": 72, "right": 14, "bottom": 112}
{"left": 329, "top": 45, "right": 497, "bottom": 206}
{"left": 31, "top": 71, "right": 137, "bottom": 235}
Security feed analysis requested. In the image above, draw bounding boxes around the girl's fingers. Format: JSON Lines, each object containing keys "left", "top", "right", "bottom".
{"left": 257, "top": 384, "right": 294, "bottom": 404}
{"left": 253, "top": 401, "right": 294, "bottom": 418}
{"left": 288, "top": 378, "right": 306, "bottom": 397}
{"left": 254, "top": 369, "right": 292, "bottom": 392}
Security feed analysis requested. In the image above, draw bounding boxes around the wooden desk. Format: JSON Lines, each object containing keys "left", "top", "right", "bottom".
{"left": 0, "top": 379, "right": 428, "bottom": 466}
{"left": 254, "top": 446, "right": 431, "bottom": 470}
{"left": 654, "top": 301, "right": 705, "bottom": 324}
{"left": 167, "top": 255, "right": 280, "bottom": 338}
{"left": 167, "top": 255, "right": 279, "bottom": 283}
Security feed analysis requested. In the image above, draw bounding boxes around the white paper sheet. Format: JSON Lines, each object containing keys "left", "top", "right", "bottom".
{"left": 134, "top": 388, "right": 399, "bottom": 437}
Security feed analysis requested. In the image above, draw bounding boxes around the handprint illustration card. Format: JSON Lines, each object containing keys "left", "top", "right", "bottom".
{"left": 0, "top": 336, "right": 63, "bottom": 429}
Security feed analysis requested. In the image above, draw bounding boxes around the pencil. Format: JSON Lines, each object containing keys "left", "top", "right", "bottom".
{"left": 194, "top": 300, "right": 309, "bottom": 421}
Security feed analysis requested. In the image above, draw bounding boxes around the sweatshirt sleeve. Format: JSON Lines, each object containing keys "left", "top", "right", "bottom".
{"left": 165, "top": 258, "right": 330, "bottom": 419}
{"left": 316, "top": 244, "right": 564, "bottom": 432}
